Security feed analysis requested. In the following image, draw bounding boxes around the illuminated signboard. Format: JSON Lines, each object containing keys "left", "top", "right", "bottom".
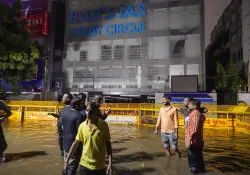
{"left": 69, "top": 2, "right": 147, "bottom": 37}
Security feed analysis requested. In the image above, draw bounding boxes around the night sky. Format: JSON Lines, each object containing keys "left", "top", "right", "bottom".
{"left": 205, "top": 0, "right": 231, "bottom": 47}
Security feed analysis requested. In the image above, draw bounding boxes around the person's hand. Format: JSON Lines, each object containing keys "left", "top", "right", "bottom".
{"left": 154, "top": 129, "right": 158, "bottom": 135}
{"left": 106, "top": 107, "right": 111, "bottom": 114}
{"left": 63, "top": 162, "right": 69, "bottom": 174}
{"left": 47, "top": 113, "right": 51, "bottom": 115}
{"left": 106, "top": 164, "right": 113, "bottom": 175}
{"left": 175, "top": 132, "right": 178, "bottom": 140}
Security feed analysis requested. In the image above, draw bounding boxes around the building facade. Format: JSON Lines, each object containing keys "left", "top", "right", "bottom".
{"left": 206, "top": 0, "right": 250, "bottom": 92}
{"left": 62, "top": 0, "right": 205, "bottom": 95}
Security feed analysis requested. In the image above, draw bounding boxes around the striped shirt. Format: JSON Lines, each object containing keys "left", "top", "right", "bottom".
{"left": 185, "top": 109, "right": 206, "bottom": 147}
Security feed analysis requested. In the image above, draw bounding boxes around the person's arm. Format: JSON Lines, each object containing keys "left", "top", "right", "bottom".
{"left": 0, "top": 101, "right": 12, "bottom": 121}
{"left": 105, "top": 123, "right": 112, "bottom": 175}
{"left": 154, "top": 109, "right": 161, "bottom": 135}
{"left": 174, "top": 109, "right": 179, "bottom": 139}
{"left": 48, "top": 113, "right": 60, "bottom": 119}
{"left": 58, "top": 115, "right": 63, "bottom": 134}
{"left": 64, "top": 140, "right": 80, "bottom": 167}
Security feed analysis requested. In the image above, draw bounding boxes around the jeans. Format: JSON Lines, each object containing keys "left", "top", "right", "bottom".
{"left": 63, "top": 148, "right": 82, "bottom": 175}
{"left": 79, "top": 165, "right": 106, "bottom": 175}
{"left": 187, "top": 146, "right": 205, "bottom": 172}
{"left": 160, "top": 131, "right": 178, "bottom": 151}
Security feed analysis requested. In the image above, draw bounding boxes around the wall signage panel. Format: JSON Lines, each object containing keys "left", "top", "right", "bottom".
{"left": 69, "top": 2, "right": 147, "bottom": 37}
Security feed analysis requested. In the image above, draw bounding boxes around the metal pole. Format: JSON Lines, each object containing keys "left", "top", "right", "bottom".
{"left": 44, "top": 59, "right": 48, "bottom": 100}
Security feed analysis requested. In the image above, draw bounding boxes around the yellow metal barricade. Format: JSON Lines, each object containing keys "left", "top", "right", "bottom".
{"left": 1, "top": 101, "right": 250, "bottom": 134}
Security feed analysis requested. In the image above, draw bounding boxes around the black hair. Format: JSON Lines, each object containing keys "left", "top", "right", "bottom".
{"left": 162, "top": 95, "right": 171, "bottom": 101}
{"left": 184, "top": 96, "right": 193, "bottom": 102}
{"left": 63, "top": 93, "right": 73, "bottom": 105}
{"left": 70, "top": 97, "right": 81, "bottom": 108}
{"left": 87, "top": 102, "right": 99, "bottom": 111}
{"left": 78, "top": 93, "right": 87, "bottom": 101}
{"left": 189, "top": 98, "right": 200, "bottom": 107}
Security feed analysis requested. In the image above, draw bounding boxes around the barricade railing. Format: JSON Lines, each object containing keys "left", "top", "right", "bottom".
{"left": 2, "top": 101, "right": 250, "bottom": 134}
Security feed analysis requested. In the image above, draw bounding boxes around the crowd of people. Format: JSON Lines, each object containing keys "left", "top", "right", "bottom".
{"left": 0, "top": 94, "right": 207, "bottom": 175}
{"left": 48, "top": 93, "right": 112, "bottom": 175}
{"left": 155, "top": 96, "right": 207, "bottom": 174}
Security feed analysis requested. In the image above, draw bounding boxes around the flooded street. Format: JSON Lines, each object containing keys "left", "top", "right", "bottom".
{"left": 0, "top": 119, "right": 250, "bottom": 175}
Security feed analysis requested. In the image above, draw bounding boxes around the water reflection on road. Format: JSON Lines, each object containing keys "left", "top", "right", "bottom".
{"left": 0, "top": 119, "right": 250, "bottom": 175}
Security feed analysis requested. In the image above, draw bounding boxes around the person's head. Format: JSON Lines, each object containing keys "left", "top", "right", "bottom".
{"left": 62, "top": 93, "right": 73, "bottom": 105}
{"left": 86, "top": 102, "right": 98, "bottom": 119}
{"left": 70, "top": 97, "right": 81, "bottom": 111}
{"left": 162, "top": 95, "right": 171, "bottom": 106}
{"left": 93, "top": 95, "right": 104, "bottom": 108}
{"left": 183, "top": 97, "right": 193, "bottom": 107}
{"left": 78, "top": 93, "right": 87, "bottom": 102}
{"left": 188, "top": 98, "right": 199, "bottom": 110}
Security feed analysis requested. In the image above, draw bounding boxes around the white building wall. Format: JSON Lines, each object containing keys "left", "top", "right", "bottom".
{"left": 64, "top": 0, "right": 203, "bottom": 93}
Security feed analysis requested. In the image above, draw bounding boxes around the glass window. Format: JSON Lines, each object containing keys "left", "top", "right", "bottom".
{"left": 114, "top": 45, "right": 125, "bottom": 60}
{"left": 80, "top": 51, "right": 88, "bottom": 61}
{"left": 128, "top": 45, "right": 140, "bottom": 59}
{"left": 101, "top": 45, "right": 112, "bottom": 60}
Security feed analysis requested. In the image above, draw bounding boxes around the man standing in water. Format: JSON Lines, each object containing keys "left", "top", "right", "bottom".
{"left": 177, "top": 97, "right": 207, "bottom": 127}
{"left": 0, "top": 100, "right": 12, "bottom": 162}
{"left": 60, "top": 98, "right": 84, "bottom": 175}
{"left": 64, "top": 102, "right": 113, "bottom": 175}
{"left": 154, "top": 96, "right": 181, "bottom": 158}
{"left": 185, "top": 98, "right": 206, "bottom": 174}
{"left": 49, "top": 93, "right": 73, "bottom": 156}
{"left": 93, "top": 95, "right": 111, "bottom": 120}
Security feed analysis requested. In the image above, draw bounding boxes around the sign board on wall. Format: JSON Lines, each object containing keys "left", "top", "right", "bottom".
{"left": 106, "top": 116, "right": 137, "bottom": 124}
{"left": 4, "top": 0, "right": 48, "bottom": 38}
{"left": 25, "top": 10, "right": 48, "bottom": 38}
{"left": 69, "top": 2, "right": 147, "bottom": 37}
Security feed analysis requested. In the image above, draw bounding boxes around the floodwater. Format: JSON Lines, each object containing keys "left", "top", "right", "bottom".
{"left": 0, "top": 119, "right": 250, "bottom": 175}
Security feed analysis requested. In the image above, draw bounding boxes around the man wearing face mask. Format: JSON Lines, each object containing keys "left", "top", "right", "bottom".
{"left": 60, "top": 97, "right": 84, "bottom": 175}
{"left": 154, "top": 95, "right": 181, "bottom": 158}
{"left": 93, "top": 95, "right": 111, "bottom": 121}
{"left": 48, "top": 93, "right": 73, "bottom": 156}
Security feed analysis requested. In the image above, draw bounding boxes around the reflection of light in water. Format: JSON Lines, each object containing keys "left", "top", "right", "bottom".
{"left": 1, "top": 119, "right": 250, "bottom": 175}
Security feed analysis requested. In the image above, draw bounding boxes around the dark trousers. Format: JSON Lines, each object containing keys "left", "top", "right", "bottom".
{"left": 58, "top": 134, "right": 63, "bottom": 154}
{"left": 0, "top": 135, "right": 7, "bottom": 157}
{"left": 187, "top": 146, "right": 205, "bottom": 173}
{"left": 63, "top": 148, "right": 82, "bottom": 175}
{"left": 79, "top": 165, "right": 106, "bottom": 175}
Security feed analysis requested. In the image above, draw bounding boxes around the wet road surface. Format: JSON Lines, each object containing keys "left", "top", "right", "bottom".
{"left": 0, "top": 119, "right": 250, "bottom": 175}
